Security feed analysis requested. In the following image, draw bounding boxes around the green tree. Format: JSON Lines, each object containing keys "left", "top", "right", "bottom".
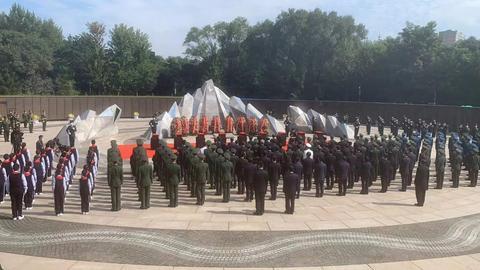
{"left": 108, "top": 24, "right": 159, "bottom": 95}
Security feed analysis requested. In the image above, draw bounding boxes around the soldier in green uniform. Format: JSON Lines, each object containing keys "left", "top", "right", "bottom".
{"left": 167, "top": 156, "right": 181, "bottom": 207}
{"left": 40, "top": 110, "right": 47, "bottom": 131}
{"left": 221, "top": 153, "right": 234, "bottom": 202}
{"left": 137, "top": 159, "right": 153, "bottom": 209}
{"left": 469, "top": 153, "right": 479, "bottom": 187}
{"left": 214, "top": 149, "right": 224, "bottom": 195}
{"left": 0, "top": 115, "right": 3, "bottom": 135}
{"left": 108, "top": 160, "right": 123, "bottom": 211}
{"left": 195, "top": 154, "right": 209, "bottom": 205}
{"left": 21, "top": 110, "right": 28, "bottom": 128}
{"left": 451, "top": 151, "right": 462, "bottom": 188}
{"left": 435, "top": 149, "right": 446, "bottom": 189}
{"left": 132, "top": 139, "right": 148, "bottom": 183}
{"left": 2, "top": 116, "right": 9, "bottom": 142}
{"left": 107, "top": 140, "right": 123, "bottom": 167}
{"left": 189, "top": 151, "right": 200, "bottom": 198}
{"left": 28, "top": 118, "right": 34, "bottom": 133}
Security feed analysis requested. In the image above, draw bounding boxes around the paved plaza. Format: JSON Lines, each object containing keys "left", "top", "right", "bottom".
{"left": 1, "top": 119, "right": 480, "bottom": 269}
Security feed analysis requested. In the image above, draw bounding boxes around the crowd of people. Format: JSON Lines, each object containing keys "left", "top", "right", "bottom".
{"left": 1, "top": 113, "right": 479, "bottom": 221}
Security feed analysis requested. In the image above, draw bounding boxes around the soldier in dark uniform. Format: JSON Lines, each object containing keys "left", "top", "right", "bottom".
{"left": 302, "top": 152, "right": 314, "bottom": 191}
{"left": 11, "top": 126, "right": 23, "bottom": 153}
{"left": 66, "top": 122, "right": 77, "bottom": 147}
{"left": 149, "top": 116, "right": 158, "bottom": 134}
{"left": 313, "top": 155, "right": 326, "bottom": 197}
{"left": 379, "top": 155, "right": 390, "bottom": 193}
{"left": 353, "top": 117, "right": 360, "bottom": 138}
{"left": 283, "top": 167, "right": 298, "bottom": 214}
{"left": 399, "top": 153, "right": 410, "bottom": 191}
{"left": 21, "top": 110, "right": 28, "bottom": 128}
{"left": 28, "top": 117, "right": 33, "bottom": 133}
{"left": 195, "top": 154, "right": 209, "bottom": 205}
{"left": 137, "top": 159, "right": 153, "bottom": 209}
{"left": 338, "top": 156, "right": 349, "bottom": 196}
{"left": 244, "top": 159, "right": 256, "bottom": 202}
{"left": 268, "top": 157, "right": 281, "bottom": 200}
{"left": 414, "top": 158, "right": 429, "bottom": 206}
{"left": 36, "top": 135, "right": 44, "bottom": 153}
{"left": 221, "top": 154, "right": 233, "bottom": 202}
{"left": 366, "top": 116, "right": 372, "bottom": 135}
{"left": 2, "top": 116, "right": 10, "bottom": 142}
{"left": 360, "top": 157, "right": 372, "bottom": 194}
{"left": 451, "top": 151, "right": 462, "bottom": 188}
{"left": 293, "top": 158, "right": 303, "bottom": 198}
{"left": 108, "top": 161, "right": 123, "bottom": 211}
{"left": 167, "top": 156, "right": 180, "bottom": 207}
{"left": 469, "top": 153, "right": 479, "bottom": 187}
{"left": 40, "top": 110, "right": 47, "bottom": 131}
{"left": 254, "top": 162, "right": 268, "bottom": 215}
{"left": 377, "top": 116, "right": 385, "bottom": 136}
{"left": 435, "top": 150, "right": 446, "bottom": 189}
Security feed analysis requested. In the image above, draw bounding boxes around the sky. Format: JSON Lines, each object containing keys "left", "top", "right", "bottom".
{"left": 1, "top": 0, "right": 479, "bottom": 57}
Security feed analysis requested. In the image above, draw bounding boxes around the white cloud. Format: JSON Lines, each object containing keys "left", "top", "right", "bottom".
{"left": 1, "top": 0, "right": 479, "bottom": 56}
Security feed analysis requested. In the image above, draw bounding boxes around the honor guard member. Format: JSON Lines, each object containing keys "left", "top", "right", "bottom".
{"left": 195, "top": 154, "right": 209, "bottom": 205}
{"left": 108, "top": 160, "right": 123, "bottom": 211}
{"left": 292, "top": 158, "right": 303, "bottom": 198}
{"left": 338, "top": 156, "right": 350, "bottom": 196}
{"left": 36, "top": 135, "right": 44, "bottom": 153}
{"left": 23, "top": 161, "right": 36, "bottom": 210}
{"left": 353, "top": 117, "right": 360, "bottom": 138}
{"left": 107, "top": 140, "right": 123, "bottom": 169}
{"left": 79, "top": 165, "right": 92, "bottom": 214}
{"left": 268, "top": 157, "right": 281, "bottom": 200}
{"left": 52, "top": 162, "right": 67, "bottom": 216}
{"left": 366, "top": 116, "right": 372, "bottom": 135}
{"left": 167, "top": 156, "right": 181, "bottom": 207}
{"left": 138, "top": 159, "right": 153, "bottom": 209}
{"left": 451, "top": 151, "right": 462, "bottom": 188}
{"left": 313, "top": 155, "right": 327, "bottom": 197}
{"left": 221, "top": 153, "right": 233, "bottom": 203}
{"left": 0, "top": 160, "right": 7, "bottom": 204}
{"left": 11, "top": 126, "right": 23, "bottom": 153}
{"left": 377, "top": 116, "right": 385, "bottom": 136}
{"left": 3, "top": 116, "right": 10, "bottom": 142}
{"left": 254, "top": 162, "right": 268, "bottom": 215}
{"left": 399, "top": 153, "right": 411, "bottom": 191}
{"left": 244, "top": 159, "right": 256, "bottom": 202}
{"left": 28, "top": 118, "right": 33, "bottom": 133}
{"left": 8, "top": 164, "right": 27, "bottom": 220}
{"left": 66, "top": 121, "right": 77, "bottom": 147}
{"left": 0, "top": 116, "right": 3, "bottom": 136}
{"left": 302, "top": 151, "right": 314, "bottom": 191}
{"left": 149, "top": 115, "right": 158, "bottom": 134}
{"left": 33, "top": 153, "right": 45, "bottom": 195}
{"left": 469, "top": 153, "right": 479, "bottom": 187}
{"left": 21, "top": 110, "right": 28, "bottom": 128}
{"left": 434, "top": 150, "right": 446, "bottom": 189}
{"left": 132, "top": 139, "right": 148, "bottom": 180}
{"left": 40, "top": 110, "right": 47, "bottom": 131}
{"left": 283, "top": 167, "right": 298, "bottom": 214}
{"left": 360, "top": 157, "right": 372, "bottom": 194}
{"left": 414, "top": 158, "right": 429, "bottom": 206}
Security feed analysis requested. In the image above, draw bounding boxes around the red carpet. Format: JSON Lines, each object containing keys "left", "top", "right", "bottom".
{"left": 118, "top": 144, "right": 157, "bottom": 160}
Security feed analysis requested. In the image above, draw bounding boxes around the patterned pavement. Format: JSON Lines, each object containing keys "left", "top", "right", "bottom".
{"left": 1, "top": 213, "right": 480, "bottom": 267}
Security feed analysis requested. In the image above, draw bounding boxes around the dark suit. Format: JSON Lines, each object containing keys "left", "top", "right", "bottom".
{"left": 313, "top": 160, "right": 326, "bottom": 197}
{"left": 254, "top": 168, "right": 268, "bottom": 215}
{"left": 302, "top": 157, "right": 314, "bottom": 191}
{"left": 283, "top": 172, "right": 298, "bottom": 214}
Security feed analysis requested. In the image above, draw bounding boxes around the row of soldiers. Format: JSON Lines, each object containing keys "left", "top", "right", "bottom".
{"left": 1, "top": 110, "right": 48, "bottom": 140}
